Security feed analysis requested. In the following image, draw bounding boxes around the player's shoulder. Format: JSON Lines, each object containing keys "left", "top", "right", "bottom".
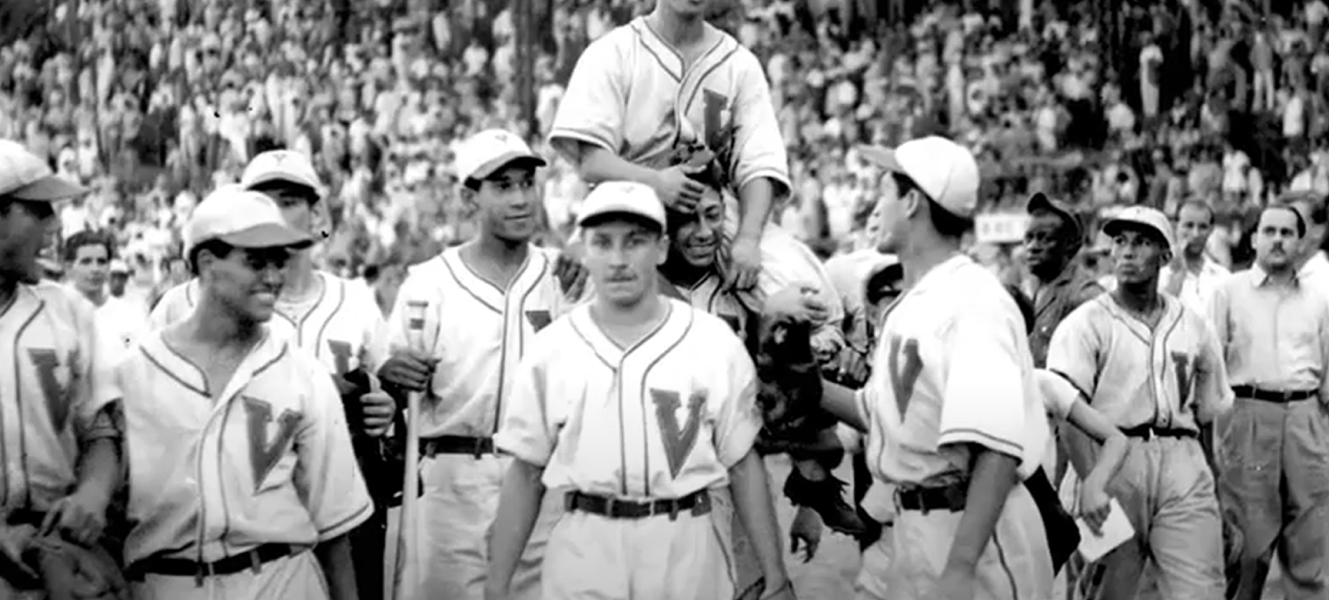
{"left": 583, "top": 20, "right": 639, "bottom": 55}
{"left": 24, "top": 281, "right": 97, "bottom": 323}
{"left": 399, "top": 253, "right": 450, "bottom": 291}
{"left": 156, "top": 278, "right": 198, "bottom": 307}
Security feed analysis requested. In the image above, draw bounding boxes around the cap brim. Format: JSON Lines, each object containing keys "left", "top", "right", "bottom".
{"left": 856, "top": 145, "right": 908, "bottom": 175}
{"left": 577, "top": 209, "right": 664, "bottom": 231}
{"left": 8, "top": 175, "right": 87, "bottom": 202}
{"left": 218, "top": 223, "right": 315, "bottom": 250}
{"left": 1102, "top": 218, "right": 1170, "bottom": 247}
{"left": 244, "top": 174, "right": 323, "bottom": 198}
{"left": 468, "top": 152, "right": 547, "bottom": 182}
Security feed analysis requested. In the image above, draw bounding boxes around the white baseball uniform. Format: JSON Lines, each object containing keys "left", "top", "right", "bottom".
{"left": 0, "top": 282, "right": 119, "bottom": 600}
{"left": 145, "top": 273, "right": 389, "bottom": 376}
{"left": 116, "top": 330, "right": 373, "bottom": 600}
{"left": 1046, "top": 293, "right": 1230, "bottom": 600}
{"left": 495, "top": 298, "right": 763, "bottom": 600}
{"left": 549, "top": 17, "right": 846, "bottom": 329}
{"left": 384, "top": 245, "right": 568, "bottom": 600}
{"left": 855, "top": 255, "right": 1053, "bottom": 600}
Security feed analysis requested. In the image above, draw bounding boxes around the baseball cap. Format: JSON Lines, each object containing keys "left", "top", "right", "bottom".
{"left": 0, "top": 139, "right": 87, "bottom": 202}
{"left": 1101, "top": 206, "right": 1176, "bottom": 250}
{"left": 456, "top": 129, "right": 546, "bottom": 183}
{"left": 241, "top": 150, "right": 324, "bottom": 197}
{"left": 109, "top": 259, "right": 130, "bottom": 275}
{"left": 857, "top": 136, "right": 980, "bottom": 219}
{"left": 183, "top": 187, "right": 315, "bottom": 258}
{"left": 575, "top": 181, "right": 667, "bottom": 231}
{"left": 1026, "top": 192, "right": 1083, "bottom": 244}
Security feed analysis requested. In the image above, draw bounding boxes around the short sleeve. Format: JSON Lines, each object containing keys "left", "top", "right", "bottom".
{"left": 75, "top": 296, "right": 121, "bottom": 441}
{"left": 547, "top": 35, "right": 627, "bottom": 164}
{"left": 730, "top": 49, "right": 791, "bottom": 198}
{"left": 936, "top": 305, "right": 1026, "bottom": 460}
{"left": 354, "top": 283, "right": 391, "bottom": 374}
{"left": 712, "top": 335, "right": 762, "bottom": 467}
{"left": 295, "top": 357, "right": 373, "bottom": 541}
{"left": 1044, "top": 305, "right": 1100, "bottom": 399}
{"left": 493, "top": 347, "right": 556, "bottom": 467}
{"left": 1035, "top": 369, "right": 1079, "bottom": 421}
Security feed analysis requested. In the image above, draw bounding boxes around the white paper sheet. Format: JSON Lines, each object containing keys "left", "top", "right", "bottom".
{"left": 1076, "top": 498, "right": 1135, "bottom": 562}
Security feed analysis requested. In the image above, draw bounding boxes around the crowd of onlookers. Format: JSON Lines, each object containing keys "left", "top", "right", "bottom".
{"left": 6, "top": 0, "right": 1329, "bottom": 301}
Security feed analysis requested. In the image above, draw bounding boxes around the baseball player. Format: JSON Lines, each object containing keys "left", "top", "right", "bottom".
{"left": 1209, "top": 204, "right": 1329, "bottom": 600}
{"left": 485, "top": 181, "right": 792, "bottom": 600}
{"left": 1047, "top": 206, "right": 1231, "bottom": 600}
{"left": 145, "top": 151, "right": 396, "bottom": 599}
{"left": 377, "top": 129, "right": 568, "bottom": 600}
{"left": 797, "top": 136, "right": 1053, "bottom": 600}
{"left": 548, "top": 0, "right": 846, "bottom": 332}
{"left": 115, "top": 187, "right": 372, "bottom": 600}
{"left": 0, "top": 141, "right": 123, "bottom": 599}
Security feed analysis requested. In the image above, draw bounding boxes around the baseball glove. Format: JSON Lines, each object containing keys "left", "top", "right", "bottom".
{"left": 0, "top": 527, "right": 128, "bottom": 600}
{"left": 752, "top": 315, "right": 824, "bottom": 435}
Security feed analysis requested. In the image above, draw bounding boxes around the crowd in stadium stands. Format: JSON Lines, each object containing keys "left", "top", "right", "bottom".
{"left": 3, "top": 0, "right": 1329, "bottom": 308}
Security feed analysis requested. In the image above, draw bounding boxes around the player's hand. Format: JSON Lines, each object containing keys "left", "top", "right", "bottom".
{"left": 726, "top": 235, "right": 762, "bottom": 291}
{"left": 789, "top": 506, "right": 822, "bottom": 563}
{"left": 935, "top": 563, "right": 978, "bottom": 600}
{"left": 360, "top": 374, "right": 396, "bottom": 438}
{"left": 765, "top": 285, "right": 828, "bottom": 324}
{"left": 835, "top": 346, "right": 871, "bottom": 387}
{"left": 380, "top": 351, "right": 436, "bottom": 392}
{"left": 1078, "top": 480, "right": 1112, "bottom": 535}
{"left": 41, "top": 489, "right": 109, "bottom": 546}
{"left": 651, "top": 164, "right": 707, "bottom": 212}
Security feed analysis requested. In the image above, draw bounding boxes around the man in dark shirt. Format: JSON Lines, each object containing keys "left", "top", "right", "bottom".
{"left": 1020, "top": 192, "right": 1105, "bottom": 368}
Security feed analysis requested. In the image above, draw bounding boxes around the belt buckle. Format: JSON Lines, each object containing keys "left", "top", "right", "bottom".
{"left": 1144, "top": 427, "right": 1156, "bottom": 441}
{"left": 1280, "top": 390, "right": 1297, "bottom": 403}
{"left": 249, "top": 549, "right": 263, "bottom": 575}
{"left": 472, "top": 438, "right": 485, "bottom": 458}
{"left": 604, "top": 497, "right": 618, "bottom": 518}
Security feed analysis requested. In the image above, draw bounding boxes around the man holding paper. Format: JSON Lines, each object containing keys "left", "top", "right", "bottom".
{"left": 1046, "top": 207, "right": 1232, "bottom": 600}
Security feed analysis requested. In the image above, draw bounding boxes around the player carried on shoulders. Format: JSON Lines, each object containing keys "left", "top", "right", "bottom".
{"left": 485, "top": 181, "right": 794, "bottom": 600}
{"left": 0, "top": 140, "right": 127, "bottom": 600}
{"left": 114, "top": 187, "right": 373, "bottom": 600}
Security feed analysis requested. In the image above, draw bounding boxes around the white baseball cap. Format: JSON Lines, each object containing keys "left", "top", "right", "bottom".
{"left": 0, "top": 139, "right": 87, "bottom": 202}
{"left": 184, "top": 187, "right": 314, "bottom": 258}
{"left": 1101, "top": 206, "right": 1176, "bottom": 250}
{"left": 857, "top": 136, "right": 981, "bottom": 219}
{"left": 241, "top": 150, "right": 324, "bottom": 197}
{"left": 575, "top": 181, "right": 667, "bottom": 231}
{"left": 456, "top": 129, "right": 546, "bottom": 183}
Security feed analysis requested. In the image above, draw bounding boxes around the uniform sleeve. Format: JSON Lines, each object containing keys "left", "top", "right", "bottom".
{"left": 74, "top": 297, "right": 121, "bottom": 441}
{"left": 713, "top": 334, "right": 762, "bottom": 467}
{"left": 355, "top": 284, "right": 391, "bottom": 374}
{"left": 493, "top": 346, "right": 556, "bottom": 467}
{"left": 1044, "top": 307, "right": 1100, "bottom": 399}
{"left": 384, "top": 266, "right": 442, "bottom": 358}
{"left": 1035, "top": 368, "right": 1078, "bottom": 421}
{"left": 936, "top": 306, "right": 1027, "bottom": 460}
{"left": 1192, "top": 316, "right": 1233, "bottom": 424}
{"left": 547, "top": 35, "right": 626, "bottom": 165}
{"left": 729, "top": 49, "right": 791, "bottom": 198}
{"left": 295, "top": 358, "right": 373, "bottom": 541}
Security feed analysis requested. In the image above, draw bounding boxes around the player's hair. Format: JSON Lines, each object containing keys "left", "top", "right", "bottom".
{"left": 1263, "top": 203, "right": 1307, "bottom": 238}
{"left": 891, "top": 173, "right": 974, "bottom": 239}
{"left": 1176, "top": 200, "right": 1216, "bottom": 226}
{"left": 250, "top": 180, "right": 320, "bottom": 204}
{"left": 188, "top": 239, "right": 235, "bottom": 276}
{"left": 62, "top": 230, "right": 116, "bottom": 263}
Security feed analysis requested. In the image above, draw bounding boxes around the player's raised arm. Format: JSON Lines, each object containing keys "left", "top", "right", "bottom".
{"left": 728, "top": 50, "right": 790, "bottom": 284}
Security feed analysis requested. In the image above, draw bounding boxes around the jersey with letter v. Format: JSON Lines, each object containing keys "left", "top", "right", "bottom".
{"left": 114, "top": 331, "right": 372, "bottom": 565}
{"left": 385, "top": 246, "right": 569, "bottom": 438}
{"left": 858, "top": 256, "right": 1048, "bottom": 488}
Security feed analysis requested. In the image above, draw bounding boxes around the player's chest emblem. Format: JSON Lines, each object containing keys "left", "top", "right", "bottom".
{"left": 328, "top": 340, "right": 355, "bottom": 376}
{"left": 650, "top": 388, "right": 707, "bottom": 479}
{"left": 525, "top": 310, "right": 552, "bottom": 332}
{"left": 888, "top": 336, "right": 923, "bottom": 419}
{"left": 26, "top": 348, "right": 73, "bottom": 433}
{"left": 242, "top": 396, "right": 302, "bottom": 491}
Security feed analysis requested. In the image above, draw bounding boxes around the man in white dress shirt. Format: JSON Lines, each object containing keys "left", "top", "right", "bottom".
{"left": 1159, "top": 200, "right": 1229, "bottom": 321}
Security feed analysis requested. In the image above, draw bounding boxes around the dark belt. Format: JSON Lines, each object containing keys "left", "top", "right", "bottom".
{"left": 895, "top": 480, "right": 967, "bottom": 513}
{"left": 1120, "top": 424, "right": 1197, "bottom": 440}
{"left": 421, "top": 435, "right": 495, "bottom": 458}
{"left": 564, "top": 489, "right": 711, "bottom": 520}
{"left": 1232, "top": 386, "right": 1318, "bottom": 403}
{"left": 126, "top": 543, "right": 300, "bottom": 585}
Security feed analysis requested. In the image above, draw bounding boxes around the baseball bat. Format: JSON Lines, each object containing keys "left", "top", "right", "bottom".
{"left": 393, "top": 303, "right": 428, "bottom": 600}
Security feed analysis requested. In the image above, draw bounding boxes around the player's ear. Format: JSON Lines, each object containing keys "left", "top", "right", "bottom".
{"left": 459, "top": 185, "right": 479, "bottom": 214}
{"left": 655, "top": 232, "right": 669, "bottom": 267}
